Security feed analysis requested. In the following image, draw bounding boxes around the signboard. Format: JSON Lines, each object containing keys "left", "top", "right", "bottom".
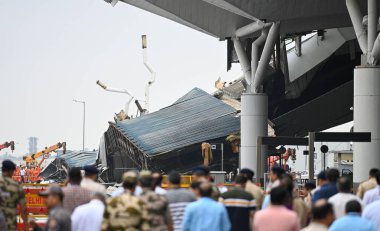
{"left": 23, "top": 185, "right": 48, "bottom": 214}
{"left": 26, "top": 194, "right": 45, "bottom": 207}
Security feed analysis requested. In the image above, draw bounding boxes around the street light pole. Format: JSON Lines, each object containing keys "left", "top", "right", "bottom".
{"left": 73, "top": 99, "right": 85, "bottom": 151}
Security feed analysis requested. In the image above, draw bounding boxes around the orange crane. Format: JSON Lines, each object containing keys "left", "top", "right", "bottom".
{"left": 0, "top": 141, "right": 15, "bottom": 152}
{"left": 268, "top": 148, "right": 296, "bottom": 170}
{"left": 24, "top": 142, "right": 66, "bottom": 167}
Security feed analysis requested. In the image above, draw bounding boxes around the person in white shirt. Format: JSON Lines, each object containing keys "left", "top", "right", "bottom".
{"left": 71, "top": 192, "right": 105, "bottom": 231}
{"left": 328, "top": 176, "right": 362, "bottom": 219}
{"left": 80, "top": 165, "right": 106, "bottom": 194}
{"left": 363, "top": 171, "right": 380, "bottom": 207}
{"left": 153, "top": 171, "right": 167, "bottom": 195}
{"left": 20, "top": 166, "right": 26, "bottom": 183}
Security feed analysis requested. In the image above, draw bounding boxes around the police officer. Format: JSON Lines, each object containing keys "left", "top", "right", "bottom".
{"left": 80, "top": 165, "right": 106, "bottom": 194}
{"left": 102, "top": 171, "right": 150, "bottom": 231}
{"left": 0, "top": 160, "right": 27, "bottom": 231}
{"left": 39, "top": 186, "right": 71, "bottom": 231}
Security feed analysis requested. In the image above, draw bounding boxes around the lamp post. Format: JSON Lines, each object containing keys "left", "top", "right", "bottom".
{"left": 73, "top": 99, "right": 85, "bottom": 151}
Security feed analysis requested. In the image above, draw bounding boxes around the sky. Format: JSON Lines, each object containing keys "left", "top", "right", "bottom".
{"left": 0, "top": 0, "right": 353, "bottom": 173}
{"left": 0, "top": 0, "right": 242, "bottom": 156}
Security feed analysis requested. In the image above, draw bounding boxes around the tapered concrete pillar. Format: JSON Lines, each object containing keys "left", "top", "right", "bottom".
{"left": 240, "top": 93, "right": 268, "bottom": 177}
{"left": 353, "top": 66, "right": 380, "bottom": 183}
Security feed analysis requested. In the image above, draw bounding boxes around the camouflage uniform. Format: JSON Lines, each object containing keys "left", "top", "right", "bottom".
{"left": 44, "top": 206, "right": 71, "bottom": 231}
{"left": 139, "top": 190, "right": 172, "bottom": 231}
{"left": 102, "top": 192, "right": 150, "bottom": 231}
{"left": 0, "top": 176, "right": 26, "bottom": 231}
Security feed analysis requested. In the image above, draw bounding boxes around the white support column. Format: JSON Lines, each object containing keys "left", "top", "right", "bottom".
{"left": 353, "top": 67, "right": 380, "bottom": 183}
{"left": 233, "top": 38, "right": 252, "bottom": 86}
{"left": 346, "top": 0, "right": 368, "bottom": 55}
{"left": 240, "top": 93, "right": 268, "bottom": 177}
{"left": 368, "top": 0, "right": 377, "bottom": 53}
{"left": 253, "top": 22, "right": 280, "bottom": 93}
{"left": 251, "top": 30, "right": 268, "bottom": 84}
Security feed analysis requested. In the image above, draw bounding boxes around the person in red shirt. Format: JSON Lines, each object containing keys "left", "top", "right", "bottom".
{"left": 253, "top": 187, "right": 300, "bottom": 231}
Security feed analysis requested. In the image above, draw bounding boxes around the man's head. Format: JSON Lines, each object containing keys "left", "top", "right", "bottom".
{"left": 280, "top": 174, "right": 294, "bottom": 194}
{"left": 345, "top": 200, "right": 362, "bottom": 214}
{"left": 337, "top": 176, "right": 352, "bottom": 193}
{"left": 152, "top": 171, "right": 163, "bottom": 188}
{"left": 40, "top": 186, "right": 64, "bottom": 210}
{"left": 375, "top": 171, "right": 380, "bottom": 185}
{"left": 168, "top": 171, "right": 181, "bottom": 188}
{"left": 122, "top": 171, "right": 138, "bottom": 191}
{"left": 68, "top": 168, "right": 82, "bottom": 185}
{"left": 199, "top": 181, "right": 213, "bottom": 198}
{"left": 326, "top": 168, "right": 340, "bottom": 183}
{"left": 83, "top": 165, "right": 99, "bottom": 181}
{"left": 235, "top": 175, "right": 248, "bottom": 188}
{"left": 270, "top": 187, "right": 288, "bottom": 205}
{"left": 139, "top": 171, "right": 154, "bottom": 190}
{"left": 240, "top": 168, "right": 255, "bottom": 182}
{"left": 1, "top": 160, "right": 16, "bottom": 176}
{"left": 192, "top": 166, "right": 210, "bottom": 182}
{"left": 270, "top": 167, "right": 285, "bottom": 183}
{"left": 369, "top": 168, "right": 379, "bottom": 179}
{"left": 305, "top": 182, "right": 316, "bottom": 192}
{"left": 317, "top": 171, "right": 327, "bottom": 186}
{"left": 311, "top": 200, "right": 334, "bottom": 226}
{"left": 190, "top": 181, "right": 202, "bottom": 198}
{"left": 91, "top": 192, "right": 106, "bottom": 204}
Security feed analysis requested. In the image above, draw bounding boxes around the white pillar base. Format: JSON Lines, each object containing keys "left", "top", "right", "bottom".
{"left": 240, "top": 93, "right": 268, "bottom": 177}
{"left": 353, "top": 66, "right": 380, "bottom": 183}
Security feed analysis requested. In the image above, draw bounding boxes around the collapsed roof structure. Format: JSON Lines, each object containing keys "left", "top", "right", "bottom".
{"left": 100, "top": 88, "right": 245, "bottom": 182}
{"left": 40, "top": 150, "right": 98, "bottom": 182}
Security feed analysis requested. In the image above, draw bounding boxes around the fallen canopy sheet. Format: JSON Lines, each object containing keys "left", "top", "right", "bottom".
{"left": 39, "top": 150, "right": 98, "bottom": 182}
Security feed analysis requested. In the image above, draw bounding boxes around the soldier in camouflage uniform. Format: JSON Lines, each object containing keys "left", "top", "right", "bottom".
{"left": 138, "top": 171, "right": 173, "bottom": 231}
{"left": 0, "top": 160, "right": 27, "bottom": 231}
{"left": 102, "top": 171, "right": 150, "bottom": 231}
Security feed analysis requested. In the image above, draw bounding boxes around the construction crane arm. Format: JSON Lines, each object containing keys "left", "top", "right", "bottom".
{"left": 24, "top": 142, "right": 66, "bottom": 163}
{"left": 0, "top": 141, "right": 15, "bottom": 152}
{"left": 268, "top": 148, "right": 292, "bottom": 166}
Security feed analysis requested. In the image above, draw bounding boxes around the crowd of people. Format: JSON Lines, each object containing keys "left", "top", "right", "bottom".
{"left": 0, "top": 159, "right": 380, "bottom": 231}
{"left": 13, "top": 165, "right": 42, "bottom": 183}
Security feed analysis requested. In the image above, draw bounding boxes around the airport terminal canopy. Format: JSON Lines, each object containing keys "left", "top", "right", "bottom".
{"left": 115, "top": 0, "right": 370, "bottom": 39}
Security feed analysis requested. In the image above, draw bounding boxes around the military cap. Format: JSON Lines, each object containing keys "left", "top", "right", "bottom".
{"left": 139, "top": 170, "right": 152, "bottom": 178}
{"left": 2, "top": 160, "right": 16, "bottom": 171}
{"left": 317, "top": 171, "right": 327, "bottom": 180}
{"left": 84, "top": 165, "right": 99, "bottom": 175}
{"left": 192, "top": 166, "right": 210, "bottom": 175}
{"left": 240, "top": 168, "right": 255, "bottom": 176}
{"left": 39, "top": 185, "right": 64, "bottom": 197}
{"left": 122, "top": 171, "right": 138, "bottom": 184}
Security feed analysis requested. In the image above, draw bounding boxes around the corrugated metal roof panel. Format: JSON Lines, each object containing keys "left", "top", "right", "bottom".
{"left": 116, "top": 88, "right": 240, "bottom": 156}
{"left": 60, "top": 150, "right": 98, "bottom": 168}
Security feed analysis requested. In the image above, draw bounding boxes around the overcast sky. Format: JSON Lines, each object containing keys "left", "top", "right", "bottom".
{"left": 0, "top": 0, "right": 242, "bottom": 155}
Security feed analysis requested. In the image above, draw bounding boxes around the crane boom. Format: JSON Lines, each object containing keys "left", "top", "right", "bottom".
{"left": 0, "top": 141, "right": 15, "bottom": 152}
{"left": 24, "top": 142, "right": 66, "bottom": 164}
